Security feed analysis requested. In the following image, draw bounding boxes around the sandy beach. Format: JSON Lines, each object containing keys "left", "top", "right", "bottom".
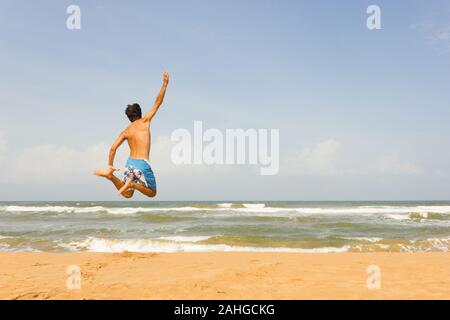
{"left": 0, "top": 252, "right": 448, "bottom": 300}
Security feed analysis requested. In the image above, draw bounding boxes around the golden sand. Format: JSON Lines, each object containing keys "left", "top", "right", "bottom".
{"left": 0, "top": 252, "right": 448, "bottom": 300}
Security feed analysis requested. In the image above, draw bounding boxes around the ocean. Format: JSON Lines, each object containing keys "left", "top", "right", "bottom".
{"left": 0, "top": 201, "right": 449, "bottom": 253}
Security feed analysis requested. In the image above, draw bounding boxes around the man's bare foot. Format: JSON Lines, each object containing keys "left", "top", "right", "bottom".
{"left": 93, "top": 166, "right": 118, "bottom": 180}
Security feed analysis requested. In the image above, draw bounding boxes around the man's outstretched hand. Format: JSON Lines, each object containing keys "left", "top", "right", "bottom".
{"left": 162, "top": 70, "right": 169, "bottom": 84}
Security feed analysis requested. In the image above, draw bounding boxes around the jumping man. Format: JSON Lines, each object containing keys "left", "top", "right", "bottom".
{"left": 94, "top": 71, "right": 169, "bottom": 198}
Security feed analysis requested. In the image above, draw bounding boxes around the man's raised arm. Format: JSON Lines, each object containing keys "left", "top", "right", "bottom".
{"left": 143, "top": 71, "right": 170, "bottom": 122}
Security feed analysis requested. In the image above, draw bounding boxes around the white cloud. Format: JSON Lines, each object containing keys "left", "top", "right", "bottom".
{"left": 376, "top": 155, "right": 424, "bottom": 175}
{"left": 284, "top": 139, "right": 341, "bottom": 176}
{"left": 1, "top": 134, "right": 221, "bottom": 186}
{"left": 283, "top": 140, "right": 425, "bottom": 177}
{"left": 0, "top": 130, "right": 429, "bottom": 199}
{"left": 410, "top": 16, "right": 450, "bottom": 55}
{"left": 9, "top": 143, "right": 108, "bottom": 184}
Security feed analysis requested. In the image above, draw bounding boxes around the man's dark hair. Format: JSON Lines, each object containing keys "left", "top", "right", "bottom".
{"left": 125, "top": 103, "right": 142, "bottom": 122}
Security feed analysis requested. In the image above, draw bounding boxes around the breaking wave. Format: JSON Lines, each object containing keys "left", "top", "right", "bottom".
{"left": 2, "top": 204, "right": 450, "bottom": 218}
{"left": 59, "top": 237, "right": 350, "bottom": 253}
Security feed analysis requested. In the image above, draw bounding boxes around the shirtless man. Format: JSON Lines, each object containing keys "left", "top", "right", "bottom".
{"left": 94, "top": 71, "right": 169, "bottom": 198}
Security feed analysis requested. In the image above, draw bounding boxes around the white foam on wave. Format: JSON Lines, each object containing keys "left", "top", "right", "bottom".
{"left": 292, "top": 206, "right": 450, "bottom": 215}
{"left": 106, "top": 206, "right": 203, "bottom": 215}
{"left": 218, "top": 206, "right": 450, "bottom": 219}
{"left": 396, "top": 237, "right": 450, "bottom": 253}
{"left": 0, "top": 245, "right": 41, "bottom": 253}
{"left": 421, "top": 237, "right": 450, "bottom": 252}
{"left": 61, "top": 237, "right": 350, "bottom": 253}
{"left": 243, "top": 203, "right": 266, "bottom": 208}
{"left": 362, "top": 206, "right": 450, "bottom": 214}
{"left": 217, "top": 203, "right": 233, "bottom": 208}
{"left": 157, "top": 236, "right": 213, "bottom": 243}
{"left": 382, "top": 212, "right": 446, "bottom": 222}
{"left": 342, "top": 237, "right": 383, "bottom": 243}
{"left": 3, "top": 205, "right": 106, "bottom": 214}
{"left": 3, "top": 204, "right": 450, "bottom": 219}
{"left": 384, "top": 214, "right": 410, "bottom": 221}
{"left": 1, "top": 205, "right": 203, "bottom": 215}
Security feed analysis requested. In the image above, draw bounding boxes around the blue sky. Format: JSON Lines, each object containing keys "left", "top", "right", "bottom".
{"left": 0, "top": 0, "right": 449, "bottom": 200}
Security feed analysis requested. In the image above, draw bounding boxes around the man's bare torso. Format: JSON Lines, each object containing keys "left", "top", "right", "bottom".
{"left": 123, "top": 119, "right": 151, "bottom": 161}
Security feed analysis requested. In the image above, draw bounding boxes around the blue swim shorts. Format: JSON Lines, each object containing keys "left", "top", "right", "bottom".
{"left": 123, "top": 158, "right": 157, "bottom": 191}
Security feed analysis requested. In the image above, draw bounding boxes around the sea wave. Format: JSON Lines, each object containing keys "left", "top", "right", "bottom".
{"left": 242, "top": 203, "right": 266, "bottom": 208}
{"left": 0, "top": 205, "right": 203, "bottom": 215}
{"left": 3, "top": 205, "right": 106, "bottom": 213}
{"left": 383, "top": 212, "right": 450, "bottom": 222}
{"left": 59, "top": 237, "right": 350, "bottom": 253}
{"left": 348, "top": 237, "right": 450, "bottom": 252}
{"left": 157, "top": 235, "right": 213, "bottom": 243}
{"left": 56, "top": 236, "right": 450, "bottom": 253}
{"left": 2, "top": 204, "right": 450, "bottom": 219}
{"left": 217, "top": 203, "right": 233, "bottom": 208}
{"left": 342, "top": 237, "right": 384, "bottom": 243}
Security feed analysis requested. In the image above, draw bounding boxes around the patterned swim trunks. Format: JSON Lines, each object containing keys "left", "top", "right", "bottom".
{"left": 123, "top": 158, "right": 157, "bottom": 191}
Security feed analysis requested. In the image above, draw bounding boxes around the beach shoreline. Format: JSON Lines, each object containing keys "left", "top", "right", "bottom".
{"left": 0, "top": 252, "right": 448, "bottom": 300}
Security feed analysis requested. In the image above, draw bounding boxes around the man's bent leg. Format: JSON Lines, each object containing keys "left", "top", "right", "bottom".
{"left": 130, "top": 182, "right": 156, "bottom": 198}
{"left": 110, "top": 175, "right": 134, "bottom": 198}
{"left": 93, "top": 167, "right": 134, "bottom": 198}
